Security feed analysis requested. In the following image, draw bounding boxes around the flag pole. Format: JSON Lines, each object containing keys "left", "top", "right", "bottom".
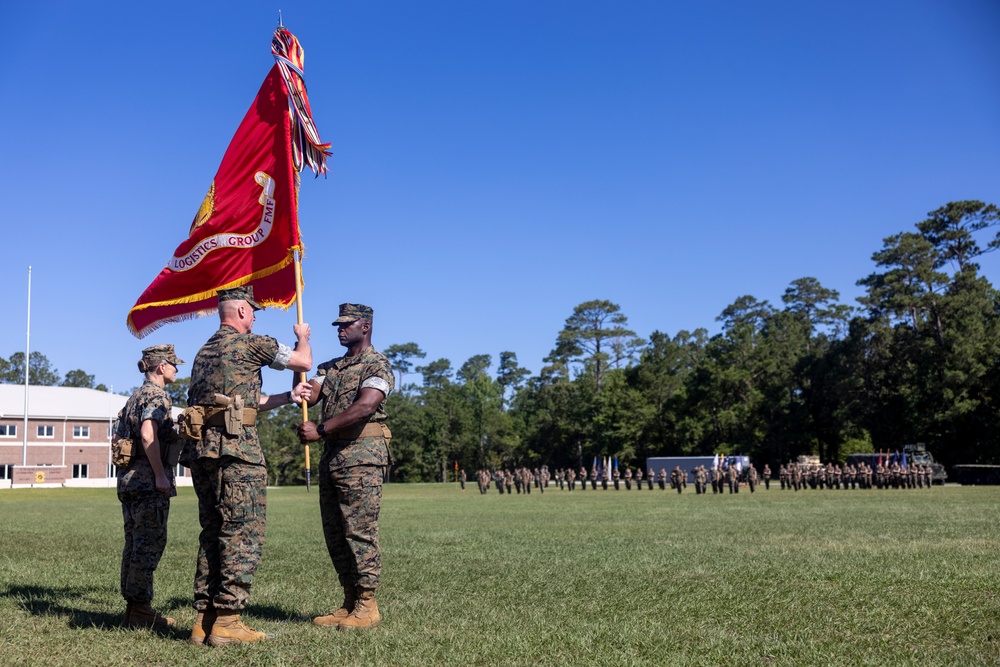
{"left": 22, "top": 266, "right": 31, "bottom": 467}
{"left": 294, "top": 249, "right": 311, "bottom": 492}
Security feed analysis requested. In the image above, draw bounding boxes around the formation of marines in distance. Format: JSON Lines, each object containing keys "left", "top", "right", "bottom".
{"left": 777, "top": 460, "right": 936, "bottom": 490}
{"left": 465, "top": 460, "right": 937, "bottom": 495}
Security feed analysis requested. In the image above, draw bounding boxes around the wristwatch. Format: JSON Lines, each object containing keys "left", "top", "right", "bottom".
{"left": 316, "top": 421, "right": 327, "bottom": 438}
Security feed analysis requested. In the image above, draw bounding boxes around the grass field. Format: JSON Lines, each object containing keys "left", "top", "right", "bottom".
{"left": 1, "top": 483, "right": 998, "bottom": 666}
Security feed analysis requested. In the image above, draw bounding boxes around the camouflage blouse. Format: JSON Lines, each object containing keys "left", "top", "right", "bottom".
{"left": 182, "top": 325, "right": 280, "bottom": 465}
{"left": 116, "top": 379, "right": 176, "bottom": 496}
{"left": 313, "top": 344, "right": 394, "bottom": 469}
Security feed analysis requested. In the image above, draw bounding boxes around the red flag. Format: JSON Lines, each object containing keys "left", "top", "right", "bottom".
{"left": 127, "top": 27, "right": 329, "bottom": 338}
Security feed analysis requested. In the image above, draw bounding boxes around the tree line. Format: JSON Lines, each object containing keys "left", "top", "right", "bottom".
{"left": 5, "top": 200, "right": 998, "bottom": 484}
{"left": 0, "top": 352, "right": 108, "bottom": 391}
{"left": 369, "top": 200, "right": 1000, "bottom": 482}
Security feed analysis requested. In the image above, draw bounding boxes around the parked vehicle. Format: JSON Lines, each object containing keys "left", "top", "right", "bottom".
{"left": 952, "top": 464, "right": 1000, "bottom": 485}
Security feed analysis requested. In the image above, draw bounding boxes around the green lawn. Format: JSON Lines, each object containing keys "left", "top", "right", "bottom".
{"left": 1, "top": 483, "right": 998, "bottom": 666}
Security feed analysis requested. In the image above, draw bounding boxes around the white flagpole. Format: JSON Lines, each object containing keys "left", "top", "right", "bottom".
{"left": 108, "top": 384, "right": 114, "bottom": 485}
{"left": 21, "top": 266, "right": 31, "bottom": 467}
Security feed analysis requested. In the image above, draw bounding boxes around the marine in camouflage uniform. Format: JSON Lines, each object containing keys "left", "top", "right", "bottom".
{"left": 299, "top": 303, "right": 394, "bottom": 631}
{"left": 711, "top": 466, "right": 723, "bottom": 494}
{"left": 117, "top": 344, "right": 184, "bottom": 629}
{"left": 182, "top": 286, "right": 313, "bottom": 645}
{"left": 694, "top": 466, "right": 708, "bottom": 494}
{"left": 670, "top": 466, "right": 683, "bottom": 494}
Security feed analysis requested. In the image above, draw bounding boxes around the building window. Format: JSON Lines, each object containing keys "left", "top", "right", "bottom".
{"left": 0, "top": 464, "right": 13, "bottom": 479}
{"left": 37, "top": 425, "right": 54, "bottom": 438}
{"left": 73, "top": 425, "right": 90, "bottom": 438}
{"left": 0, "top": 424, "right": 16, "bottom": 437}
{"left": 72, "top": 463, "right": 89, "bottom": 479}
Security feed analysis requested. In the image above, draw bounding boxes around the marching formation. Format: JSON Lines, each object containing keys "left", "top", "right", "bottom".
{"left": 464, "top": 460, "right": 937, "bottom": 495}
{"left": 777, "top": 461, "right": 936, "bottom": 490}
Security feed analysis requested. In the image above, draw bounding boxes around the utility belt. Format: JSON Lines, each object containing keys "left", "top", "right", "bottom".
{"left": 326, "top": 421, "right": 390, "bottom": 442}
{"left": 204, "top": 405, "right": 258, "bottom": 427}
{"left": 178, "top": 394, "right": 258, "bottom": 440}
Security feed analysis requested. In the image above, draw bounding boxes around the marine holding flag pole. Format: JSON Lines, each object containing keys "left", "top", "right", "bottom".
{"left": 126, "top": 22, "right": 330, "bottom": 488}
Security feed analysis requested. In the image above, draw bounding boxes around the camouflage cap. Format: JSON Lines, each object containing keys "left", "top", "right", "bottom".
{"left": 141, "top": 344, "right": 185, "bottom": 368}
{"left": 218, "top": 285, "right": 261, "bottom": 311}
{"left": 332, "top": 303, "right": 374, "bottom": 324}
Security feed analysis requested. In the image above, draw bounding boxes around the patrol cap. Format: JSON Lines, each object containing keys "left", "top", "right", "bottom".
{"left": 332, "top": 303, "right": 373, "bottom": 324}
{"left": 140, "top": 344, "right": 185, "bottom": 370}
{"left": 218, "top": 285, "right": 261, "bottom": 311}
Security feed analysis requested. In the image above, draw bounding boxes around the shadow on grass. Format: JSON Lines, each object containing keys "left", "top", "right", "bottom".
{"left": 4, "top": 584, "right": 187, "bottom": 640}
{"left": 5, "top": 579, "right": 312, "bottom": 632}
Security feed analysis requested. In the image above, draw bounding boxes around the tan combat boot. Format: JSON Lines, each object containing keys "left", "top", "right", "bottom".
{"left": 124, "top": 601, "right": 175, "bottom": 629}
{"left": 313, "top": 587, "right": 358, "bottom": 627}
{"left": 337, "top": 589, "right": 380, "bottom": 630}
{"left": 206, "top": 610, "right": 267, "bottom": 646}
{"left": 189, "top": 608, "right": 217, "bottom": 645}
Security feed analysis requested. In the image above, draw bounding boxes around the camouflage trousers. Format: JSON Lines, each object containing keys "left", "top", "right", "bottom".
{"left": 119, "top": 490, "right": 170, "bottom": 602}
{"left": 190, "top": 457, "right": 267, "bottom": 611}
{"left": 319, "top": 461, "right": 385, "bottom": 590}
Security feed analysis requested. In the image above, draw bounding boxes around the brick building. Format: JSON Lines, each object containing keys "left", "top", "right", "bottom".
{"left": 0, "top": 385, "right": 185, "bottom": 488}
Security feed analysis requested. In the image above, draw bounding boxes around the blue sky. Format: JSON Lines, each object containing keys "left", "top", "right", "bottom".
{"left": 2, "top": 1, "right": 998, "bottom": 396}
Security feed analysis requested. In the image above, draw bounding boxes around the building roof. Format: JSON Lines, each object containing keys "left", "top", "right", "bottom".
{"left": 0, "top": 385, "right": 129, "bottom": 420}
